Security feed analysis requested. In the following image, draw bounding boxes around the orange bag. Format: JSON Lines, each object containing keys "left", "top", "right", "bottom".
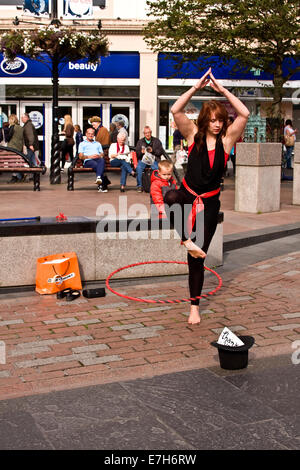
{"left": 131, "top": 151, "right": 138, "bottom": 169}
{"left": 36, "top": 252, "right": 82, "bottom": 295}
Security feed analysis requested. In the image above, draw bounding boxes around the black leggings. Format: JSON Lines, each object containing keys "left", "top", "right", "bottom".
{"left": 164, "top": 188, "right": 220, "bottom": 306}
{"left": 61, "top": 140, "right": 74, "bottom": 168}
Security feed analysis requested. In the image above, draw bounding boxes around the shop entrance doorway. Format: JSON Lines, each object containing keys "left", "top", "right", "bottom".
{"left": 78, "top": 101, "right": 135, "bottom": 145}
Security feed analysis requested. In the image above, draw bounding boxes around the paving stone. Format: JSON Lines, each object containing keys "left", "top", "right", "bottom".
{"left": 111, "top": 323, "right": 144, "bottom": 331}
{"left": 15, "top": 353, "right": 95, "bottom": 369}
{"left": 95, "top": 302, "right": 129, "bottom": 309}
{"left": 227, "top": 296, "right": 254, "bottom": 302}
{"left": 141, "top": 306, "right": 172, "bottom": 313}
{"left": 12, "top": 339, "right": 58, "bottom": 349}
{"left": 43, "top": 318, "right": 77, "bottom": 325}
{"left": 57, "top": 335, "right": 93, "bottom": 343}
{"left": 71, "top": 344, "right": 109, "bottom": 354}
{"left": 141, "top": 294, "right": 167, "bottom": 299}
{"left": 79, "top": 355, "right": 122, "bottom": 366}
{"left": 269, "top": 324, "right": 300, "bottom": 331}
{"left": 0, "top": 319, "right": 24, "bottom": 326}
{"left": 16, "top": 336, "right": 93, "bottom": 348}
{"left": 256, "top": 264, "right": 273, "bottom": 270}
{"left": 268, "top": 323, "right": 300, "bottom": 331}
{"left": 0, "top": 371, "right": 10, "bottom": 378}
{"left": 282, "top": 312, "right": 300, "bottom": 319}
{"left": 66, "top": 319, "right": 101, "bottom": 326}
{"left": 9, "top": 346, "right": 51, "bottom": 357}
{"left": 122, "top": 326, "right": 164, "bottom": 340}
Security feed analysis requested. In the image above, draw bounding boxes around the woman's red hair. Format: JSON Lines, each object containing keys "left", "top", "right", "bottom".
{"left": 194, "top": 100, "right": 228, "bottom": 149}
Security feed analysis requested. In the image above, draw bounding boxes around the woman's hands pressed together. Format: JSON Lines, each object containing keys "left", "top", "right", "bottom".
{"left": 193, "top": 68, "right": 212, "bottom": 91}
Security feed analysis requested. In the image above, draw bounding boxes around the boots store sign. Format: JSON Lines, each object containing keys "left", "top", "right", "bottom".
{"left": 0, "top": 53, "right": 139, "bottom": 79}
{"left": 0, "top": 57, "right": 27, "bottom": 75}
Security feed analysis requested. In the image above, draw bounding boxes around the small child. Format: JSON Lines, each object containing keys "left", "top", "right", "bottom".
{"left": 150, "top": 160, "right": 177, "bottom": 219}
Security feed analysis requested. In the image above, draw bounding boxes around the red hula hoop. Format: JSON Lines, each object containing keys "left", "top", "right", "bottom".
{"left": 105, "top": 260, "right": 222, "bottom": 304}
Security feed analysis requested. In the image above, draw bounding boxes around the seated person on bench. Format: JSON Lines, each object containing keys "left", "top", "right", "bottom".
{"left": 135, "top": 126, "right": 164, "bottom": 192}
{"left": 109, "top": 133, "right": 135, "bottom": 192}
{"left": 78, "top": 127, "right": 107, "bottom": 192}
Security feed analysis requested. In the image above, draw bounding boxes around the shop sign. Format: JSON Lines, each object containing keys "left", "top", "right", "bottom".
{"left": 0, "top": 52, "right": 140, "bottom": 79}
{"left": 29, "top": 111, "right": 43, "bottom": 129}
{"left": 23, "top": 0, "right": 49, "bottom": 16}
{"left": 68, "top": 62, "right": 98, "bottom": 72}
{"left": 112, "top": 114, "right": 129, "bottom": 129}
{"left": 63, "top": 0, "right": 93, "bottom": 18}
{"left": 0, "top": 57, "right": 27, "bottom": 76}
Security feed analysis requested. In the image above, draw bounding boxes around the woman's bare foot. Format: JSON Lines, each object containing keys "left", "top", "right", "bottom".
{"left": 182, "top": 239, "right": 206, "bottom": 259}
{"left": 188, "top": 305, "right": 201, "bottom": 325}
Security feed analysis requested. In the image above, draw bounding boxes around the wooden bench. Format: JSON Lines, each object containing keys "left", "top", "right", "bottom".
{"left": 67, "top": 145, "right": 136, "bottom": 191}
{"left": 0, "top": 145, "right": 45, "bottom": 191}
{"left": 67, "top": 146, "right": 182, "bottom": 191}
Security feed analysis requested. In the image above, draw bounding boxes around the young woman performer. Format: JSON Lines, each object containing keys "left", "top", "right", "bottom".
{"left": 165, "top": 68, "right": 249, "bottom": 325}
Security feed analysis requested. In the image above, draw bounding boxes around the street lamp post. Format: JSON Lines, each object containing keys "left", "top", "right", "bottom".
{"left": 2, "top": 2, "right": 109, "bottom": 185}
{"left": 50, "top": 0, "right": 61, "bottom": 184}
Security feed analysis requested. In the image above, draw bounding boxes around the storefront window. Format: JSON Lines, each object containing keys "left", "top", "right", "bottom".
{"left": 159, "top": 99, "right": 202, "bottom": 151}
{"left": 77, "top": 87, "right": 139, "bottom": 97}
{"left": 5, "top": 86, "right": 139, "bottom": 99}
{"left": 0, "top": 104, "right": 17, "bottom": 126}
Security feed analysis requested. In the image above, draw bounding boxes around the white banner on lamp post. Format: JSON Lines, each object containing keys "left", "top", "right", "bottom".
{"left": 63, "top": 0, "right": 93, "bottom": 19}
{"left": 23, "top": 0, "right": 50, "bottom": 16}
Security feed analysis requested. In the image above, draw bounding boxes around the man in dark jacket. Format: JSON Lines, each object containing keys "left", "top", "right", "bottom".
{"left": 135, "top": 126, "right": 164, "bottom": 192}
{"left": 21, "top": 113, "right": 39, "bottom": 166}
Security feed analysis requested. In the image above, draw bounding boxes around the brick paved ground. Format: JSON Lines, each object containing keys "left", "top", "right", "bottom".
{"left": 0, "top": 250, "right": 299, "bottom": 401}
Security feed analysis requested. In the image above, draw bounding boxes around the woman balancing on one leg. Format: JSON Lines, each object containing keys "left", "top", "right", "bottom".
{"left": 164, "top": 68, "right": 249, "bottom": 325}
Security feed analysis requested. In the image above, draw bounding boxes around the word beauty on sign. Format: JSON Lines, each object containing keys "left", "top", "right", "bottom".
{"left": 217, "top": 327, "right": 245, "bottom": 347}
{"left": 68, "top": 62, "right": 98, "bottom": 72}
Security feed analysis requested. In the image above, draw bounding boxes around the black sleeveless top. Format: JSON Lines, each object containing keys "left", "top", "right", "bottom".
{"left": 183, "top": 136, "right": 225, "bottom": 194}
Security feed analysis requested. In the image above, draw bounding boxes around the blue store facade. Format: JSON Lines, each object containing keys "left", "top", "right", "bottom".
{"left": 0, "top": 50, "right": 299, "bottom": 166}
{"left": 0, "top": 52, "right": 140, "bottom": 166}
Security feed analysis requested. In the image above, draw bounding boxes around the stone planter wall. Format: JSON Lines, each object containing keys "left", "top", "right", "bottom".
{"left": 0, "top": 216, "right": 223, "bottom": 288}
{"left": 293, "top": 142, "right": 300, "bottom": 205}
{"left": 235, "top": 143, "right": 282, "bottom": 213}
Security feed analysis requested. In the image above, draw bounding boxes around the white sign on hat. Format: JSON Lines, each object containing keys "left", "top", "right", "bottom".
{"left": 217, "top": 327, "right": 245, "bottom": 347}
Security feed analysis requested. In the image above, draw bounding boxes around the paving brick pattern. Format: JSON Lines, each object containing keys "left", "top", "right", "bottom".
{"left": 0, "top": 251, "right": 299, "bottom": 400}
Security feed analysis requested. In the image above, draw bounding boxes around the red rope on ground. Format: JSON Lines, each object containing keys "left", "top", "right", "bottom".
{"left": 105, "top": 260, "right": 222, "bottom": 304}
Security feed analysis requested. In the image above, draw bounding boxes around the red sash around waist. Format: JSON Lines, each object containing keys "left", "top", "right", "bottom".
{"left": 182, "top": 177, "right": 221, "bottom": 236}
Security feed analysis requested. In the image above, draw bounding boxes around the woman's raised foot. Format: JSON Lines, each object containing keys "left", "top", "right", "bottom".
{"left": 182, "top": 239, "right": 206, "bottom": 259}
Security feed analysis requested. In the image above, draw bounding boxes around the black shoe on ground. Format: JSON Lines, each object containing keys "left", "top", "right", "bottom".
{"left": 7, "top": 176, "right": 19, "bottom": 184}
{"left": 98, "top": 185, "right": 108, "bottom": 193}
